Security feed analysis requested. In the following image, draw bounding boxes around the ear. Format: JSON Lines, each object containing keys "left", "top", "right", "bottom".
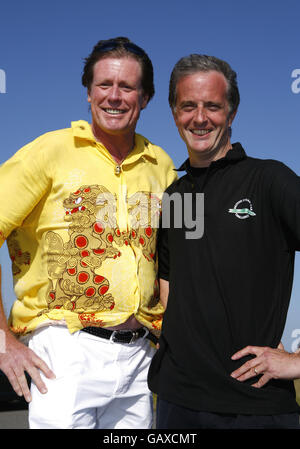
{"left": 87, "top": 89, "right": 91, "bottom": 103}
{"left": 228, "top": 109, "right": 237, "bottom": 127}
{"left": 140, "top": 93, "right": 149, "bottom": 110}
{"left": 172, "top": 107, "right": 179, "bottom": 126}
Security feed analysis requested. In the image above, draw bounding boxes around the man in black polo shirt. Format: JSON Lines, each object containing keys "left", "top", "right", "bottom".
{"left": 148, "top": 54, "right": 300, "bottom": 429}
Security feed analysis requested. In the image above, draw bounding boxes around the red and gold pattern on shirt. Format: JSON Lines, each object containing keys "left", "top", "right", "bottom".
{"left": 39, "top": 184, "right": 161, "bottom": 326}
{"left": 10, "top": 325, "right": 28, "bottom": 334}
{"left": 7, "top": 230, "right": 31, "bottom": 275}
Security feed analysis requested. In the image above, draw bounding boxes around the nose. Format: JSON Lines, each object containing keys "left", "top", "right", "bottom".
{"left": 193, "top": 106, "right": 207, "bottom": 125}
{"left": 108, "top": 85, "right": 122, "bottom": 103}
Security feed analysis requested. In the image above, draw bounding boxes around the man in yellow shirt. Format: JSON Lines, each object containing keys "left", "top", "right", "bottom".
{"left": 0, "top": 37, "right": 176, "bottom": 428}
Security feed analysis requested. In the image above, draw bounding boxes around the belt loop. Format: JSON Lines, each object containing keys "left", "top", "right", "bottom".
{"left": 109, "top": 330, "right": 117, "bottom": 344}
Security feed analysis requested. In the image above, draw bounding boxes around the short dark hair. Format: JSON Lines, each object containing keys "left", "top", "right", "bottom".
{"left": 169, "top": 54, "right": 240, "bottom": 116}
{"left": 82, "top": 37, "right": 155, "bottom": 102}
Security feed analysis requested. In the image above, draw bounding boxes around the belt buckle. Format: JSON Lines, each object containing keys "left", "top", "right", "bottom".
{"left": 129, "top": 328, "right": 149, "bottom": 343}
{"left": 129, "top": 330, "right": 139, "bottom": 344}
{"left": 110, "top": 329, "right": 139, "bottom": 344}
{"left": 128, "top": 328, "right": 149, "bottom": 343}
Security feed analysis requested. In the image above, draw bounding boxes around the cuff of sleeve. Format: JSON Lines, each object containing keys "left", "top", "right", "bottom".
{"left": 158, "top": 273, "right": 169, "bottom": 281}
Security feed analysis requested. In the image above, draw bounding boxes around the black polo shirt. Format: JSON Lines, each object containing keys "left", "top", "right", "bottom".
{"left": 148, "top": 142, "right": 300, "bottom": 415}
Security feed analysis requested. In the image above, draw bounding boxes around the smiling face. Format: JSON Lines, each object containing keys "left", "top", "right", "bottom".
{"left": 88, "top": 57, "right": 149, "bottom": 143}
{"left": 173, "top": 70, "right": 236, "bottom": 167}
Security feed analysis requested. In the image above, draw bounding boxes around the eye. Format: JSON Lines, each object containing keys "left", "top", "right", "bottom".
{"left": 120, "top": 84, "right": 134, "bottom": 92}
{"left": 206, "top": 103, "right": 221, "bottom": 111}
{"left": 98, "top": 82, "right": 111, "bottom": 89}
{"left": 180, "top": 104, "right": 195, "bottom": 112}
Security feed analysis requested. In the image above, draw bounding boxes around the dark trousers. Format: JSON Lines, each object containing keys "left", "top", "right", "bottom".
{"left": 157, "top": 398, "right": 300, "bottom": 429}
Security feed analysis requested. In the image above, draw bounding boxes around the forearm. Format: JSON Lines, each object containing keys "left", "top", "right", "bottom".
{"left": 0, "top": 265, "right": 11, "bottom": 333}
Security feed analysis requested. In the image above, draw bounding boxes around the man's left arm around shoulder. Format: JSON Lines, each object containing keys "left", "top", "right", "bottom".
{"left": 230, "top": 343, "right": 300, "bottom": 388}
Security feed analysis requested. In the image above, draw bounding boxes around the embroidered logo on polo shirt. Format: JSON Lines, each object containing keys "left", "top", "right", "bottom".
{"left": 228, "top": 198, "right": 256, "bottom": 220}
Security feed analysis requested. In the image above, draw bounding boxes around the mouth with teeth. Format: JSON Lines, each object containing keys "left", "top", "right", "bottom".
{"left": 103, "top": 108, "right": 127, "bottom": 115}
{"left": 190, "top": 129, "right": 212, "bottom": 136}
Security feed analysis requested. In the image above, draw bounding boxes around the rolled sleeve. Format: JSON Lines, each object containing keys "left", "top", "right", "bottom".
{"left": 0, "top": 140, "right": 50, "bottom": 242}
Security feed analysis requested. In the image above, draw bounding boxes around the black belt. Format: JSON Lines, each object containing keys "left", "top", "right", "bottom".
{"left": 81, "top": 326, "right": 158, "bottom": 345}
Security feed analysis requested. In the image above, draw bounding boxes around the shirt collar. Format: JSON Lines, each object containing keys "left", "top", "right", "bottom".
{"left": 176, "top": 142, "right": 247, "bottom": 172}
{"left": 71, "top": 120, "right": 97, "bottom": 142}
{"left": 71, "top": 120, "right": 157, "bottom": 164}
{"left": 124, "top": 133, "right": 157, "bottom": 165}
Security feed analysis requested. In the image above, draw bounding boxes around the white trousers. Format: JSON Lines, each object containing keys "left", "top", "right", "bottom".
{"left": 27, "top": 325, "right": 155, "bottom": 429}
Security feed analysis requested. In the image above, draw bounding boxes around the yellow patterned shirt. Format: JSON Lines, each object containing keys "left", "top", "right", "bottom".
{"left": 0, "top": 120, "right": 177, "bottom": 336}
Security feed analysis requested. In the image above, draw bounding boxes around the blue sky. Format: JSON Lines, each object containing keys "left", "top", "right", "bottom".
{"left": 0, "top": 0, "right": 299, "bottom": 349}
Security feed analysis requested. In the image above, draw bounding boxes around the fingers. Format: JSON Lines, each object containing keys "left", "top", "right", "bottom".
{"left": 33, "top": 353, "right": 56, "bottom": 380}
{"left": 230, "top": 345, "right": 268, "bottom": 385}
{"left": 6, "top": 358, "right": 54, "bottom": 403}
{"left": 231, "top": 359, "right": 263, "bottom": 382}
{"left": 230, "top": 345, "right": 289, "bottom": 388}
{"left": 24, "top": 352, "right": 56, "bottom": 400}
{"left": 252, "top": 373, "right": 272, "bottom": 388}
{"left": 230, "top": 346, "right": 263, "bottom": 382}
{"left": 1, "top": 344, "right": 56, "bottom": 402}
{"left": 4, "top": 364, "right": 32, "bottom": 402}
{"left": 13, "top": 369, "right": 32, "bottom": 402}
{"left": 231, "top": 345, "right": 264, "bottom": 361}
{"left": 24, "top": 355, "right": 56, "bottom": 400}
{"left": 5, "top": 367, "right": 27, "bottom": 398}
